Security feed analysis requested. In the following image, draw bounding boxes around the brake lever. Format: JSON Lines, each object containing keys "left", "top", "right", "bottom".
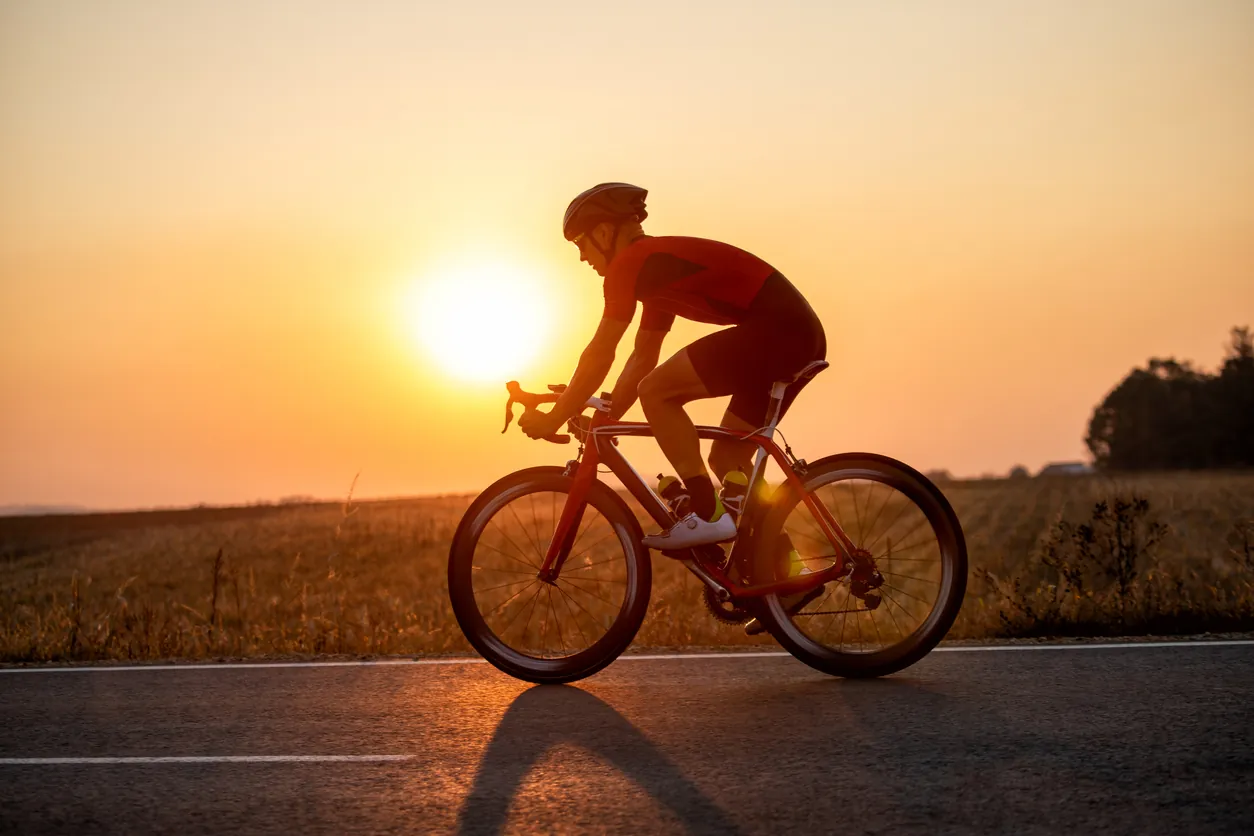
{"left": 503, "top": 381, "right": 570, "bottom": 444}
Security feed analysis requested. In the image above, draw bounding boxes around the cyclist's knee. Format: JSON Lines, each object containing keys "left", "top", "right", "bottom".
{"left": 638, "top": 368, "right": 671, "bottom": 408}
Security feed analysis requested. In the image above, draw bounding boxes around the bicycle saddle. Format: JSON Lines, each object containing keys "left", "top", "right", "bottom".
{"left": 781, "top": 360, "right": 829, "bottom": 386}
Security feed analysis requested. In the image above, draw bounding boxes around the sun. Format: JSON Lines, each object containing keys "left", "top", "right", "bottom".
{"left": 406, "top": 261, "right": 553, "bottom": 382}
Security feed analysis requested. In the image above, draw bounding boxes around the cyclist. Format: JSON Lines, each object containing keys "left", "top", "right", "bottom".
{"left": 520, "top": 182, "right": 826, "bottom": 550}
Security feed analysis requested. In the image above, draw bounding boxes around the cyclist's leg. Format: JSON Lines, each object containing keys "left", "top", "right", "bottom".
{"left": 710, "top": 387, "right": 806, "bottom": 489}
{"left": 637, "top": 347, "right": 741, "bottom": 545}
{"left": 636, "top": 348, "right": 713, "bottom": 483}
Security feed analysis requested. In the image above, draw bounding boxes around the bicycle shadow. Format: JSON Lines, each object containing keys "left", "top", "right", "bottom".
{"left": 455, "top": 684, "right": 743, "bottom": 835}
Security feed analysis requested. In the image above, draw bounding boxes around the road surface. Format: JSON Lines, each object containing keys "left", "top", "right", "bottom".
{"left": 2, "top": 642, "right": 1252, "bottom": 834}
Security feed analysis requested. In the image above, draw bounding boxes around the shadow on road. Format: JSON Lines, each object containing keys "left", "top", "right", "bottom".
{"left": 455, "top": 684, "right": 743, "bottom": 835}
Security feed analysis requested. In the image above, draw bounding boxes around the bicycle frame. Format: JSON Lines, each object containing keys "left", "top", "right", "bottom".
{"left": 536, "top": 409, "right": 860, "bottom": 602}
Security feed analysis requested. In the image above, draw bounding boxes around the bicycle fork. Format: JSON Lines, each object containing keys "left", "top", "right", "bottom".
{"left": 536, "top": 446, "right": 597, "bottom": 583}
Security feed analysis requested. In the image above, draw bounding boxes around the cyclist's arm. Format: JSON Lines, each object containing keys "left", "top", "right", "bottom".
{"left": 548, "top": 316, "right": 630, "bottom": 424}
{"left": 607, "top": 328, "right": 666, "bottom": 420}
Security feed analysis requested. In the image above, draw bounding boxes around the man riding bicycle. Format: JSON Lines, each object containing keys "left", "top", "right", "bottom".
{"left": 519, "top": 182, "right": 827, "bottom": 550}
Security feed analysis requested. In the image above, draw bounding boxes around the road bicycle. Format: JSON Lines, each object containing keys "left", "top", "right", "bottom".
{"left": 448, "top": 361, "right": 967, "bottom": 684}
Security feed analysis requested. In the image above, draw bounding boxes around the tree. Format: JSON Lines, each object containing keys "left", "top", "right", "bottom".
{"left": 1214, "top": 326, "right": 1254, "bottom": 467}
{"left": 1086, "top": 325, "right": 1254, "bottom": 471}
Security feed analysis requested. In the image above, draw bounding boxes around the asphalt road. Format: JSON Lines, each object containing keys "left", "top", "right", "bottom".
{"left": 1, "top": 642, "right": 1252, "bottom": 835}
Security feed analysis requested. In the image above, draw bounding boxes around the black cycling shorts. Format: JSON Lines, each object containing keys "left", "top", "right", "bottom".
{"left": 686, "top": 271, "right": 826, "bottom": 427}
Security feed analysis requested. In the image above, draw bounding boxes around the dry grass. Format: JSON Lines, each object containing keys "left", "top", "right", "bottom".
{"left": 2, "top": 471, "right": 1253, "bottom": 663}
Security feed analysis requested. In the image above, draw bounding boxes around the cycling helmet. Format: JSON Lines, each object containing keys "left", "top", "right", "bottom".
{"left": 562, "top": 182, "right": 648, "bottom": 241}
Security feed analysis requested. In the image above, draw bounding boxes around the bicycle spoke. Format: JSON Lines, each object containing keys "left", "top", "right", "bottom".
{"left": 882, "top": 536, "right": 943, "bottom": 556}
{"left": 851, "top": 480, "right": 866, "bottom": 541}
{"left": 558, "top": 576, "right": 621, "bottom": 610}
{"left": 866, "top": 514, "right": 932, "bottom": 556}
{"left": 561, "top": 572, "right": 627, "bottom": 595}
{"left": 881, "top": 587, "right": 910, "bottom": 639}
{"left": 485, "top": 518, "right": 540, "bottom": 570}
{"left": 549, "top": 585, "right": 569, "bottom": 656}
{"left": 475, "top": 577, "right": 538, "bottom": 595}
{"left": 853, "top": 588, "right": 866, "bottom": 653}
{"left": 880, "top": 587, "right": 921, "bottom": 627}
{"left": 476, "top": 541, "right": 539, "bottom": 574}
{"left": 861, "top": 491, "right": 918, "bottom": 554}
{"left": 812, "top": 583, "right": 842, "bottom": 630}
{"left": 787, "top": 523, "right": 833, "bottom": 553}
{"left": 472, "top": 566, "right": 538, "bottom": 577}
{"left": 481, "top": 579, "right": 539, "bottom": 619}
{"left": 869, "top": 599, "right": 885, "bottom": 651}
{"left": 861, "top": 482, "right": 893, "bottom": 547}
{"left": 491, "top": 580, "right": 541, "bottom": 633}
{"left": 539, "top": 583, "right": 552, "bottom": 654}
{"left": 515, "top": 582, "right": 545, "bottom": 646}
{"left": 506, "top": 500, "right": 544, "bottom": 564}
{"left": 824, "top": 483, "right": 850, "bottom": 532}
{"left": 562, "top": 555, "right": 624, "bottom": 573}
{"left": 834, "top": 584, "right": 851, "bottom": 651}
{"left": 528, "top": 493, "right": 549, "bottom": 566}
{"left": 879, "top": 569, "right": 940, "bottom": 584}
{"left": 812, "top": 581, "right": 845, "bottom": 646}
{"left": 555, "top": 583, "right": 592, "bottom": 648}
{"left": 881, "top": 580, "right": 933, "bottom": 608}
{"left": 555, "top": 582, "right": 612, "bottom": 634}
{"left": 568, "top": 523, "right": 619, "bottom": 563}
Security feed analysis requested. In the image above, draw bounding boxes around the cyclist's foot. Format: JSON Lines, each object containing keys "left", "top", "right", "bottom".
{"left": 744, "top": 584, "right": 827, "bottom": 636}
{"left": 642, "top": 512, "right": 737, "bottom": 551}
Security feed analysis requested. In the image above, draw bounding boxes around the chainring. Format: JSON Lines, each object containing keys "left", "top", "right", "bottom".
{"left": 702, "top": 585, "right": 752, "bottom": 625}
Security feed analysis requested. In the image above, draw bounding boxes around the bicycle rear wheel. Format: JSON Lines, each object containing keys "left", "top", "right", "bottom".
{"left": 758, "top": 453, "right": 966, "bottom": 678}
{"left": 448, "top": 466, "right": 651, "bottom": 683}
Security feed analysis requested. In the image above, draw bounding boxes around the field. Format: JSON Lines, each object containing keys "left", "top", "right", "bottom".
{"left": 2, "top": 472, "right": 1252, "bottom": 663}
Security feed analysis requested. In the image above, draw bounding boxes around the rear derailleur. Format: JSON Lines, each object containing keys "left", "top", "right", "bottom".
{"left": 848, "top": 548, "right": 885, "bottom": 610}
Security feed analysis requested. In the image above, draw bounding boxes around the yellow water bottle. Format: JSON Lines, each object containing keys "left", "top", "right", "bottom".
{"left": 719, "top": 470, "right": 749, "bottom": 520}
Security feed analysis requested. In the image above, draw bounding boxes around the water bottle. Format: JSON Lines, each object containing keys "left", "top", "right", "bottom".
{"left": 657, "top": 474, "right": 691, "bottom": 517}
{"left": 719, "top": 470, "right": 749, "bottom": 519}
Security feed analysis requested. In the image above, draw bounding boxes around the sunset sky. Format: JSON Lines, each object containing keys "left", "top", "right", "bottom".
{"left": 2, "top": 1, "right": 1251, "bottom": 511}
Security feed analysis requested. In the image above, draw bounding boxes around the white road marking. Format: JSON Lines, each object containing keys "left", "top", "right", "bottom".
{"left": 0, "top": 639, "right": 1250, "bottom": 674}
{"left": 0, "top": 755, "right": 412, "bottom": 765}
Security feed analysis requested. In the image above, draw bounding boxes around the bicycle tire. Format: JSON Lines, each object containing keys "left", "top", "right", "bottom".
{"left": 758, "top": 453, "right": 967, "bottom": 678}
{"left": 448, "top": 466, "right": 651, "bottom": 684}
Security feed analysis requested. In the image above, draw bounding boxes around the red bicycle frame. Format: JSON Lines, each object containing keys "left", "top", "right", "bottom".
{"left": 536, "top": 409, "right": 859, "bottom": 601}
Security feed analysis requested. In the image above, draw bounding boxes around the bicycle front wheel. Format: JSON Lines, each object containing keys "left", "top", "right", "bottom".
{"left": 448, "top": 466, "right": 651, "bottom": 684}
{"left": 758, "top": 453, "right": 967, "bottom": 678}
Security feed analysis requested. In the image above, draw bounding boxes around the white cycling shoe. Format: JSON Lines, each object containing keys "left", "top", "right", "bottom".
{"left": 641, "top": 512, "right": 737, "bottom": 550}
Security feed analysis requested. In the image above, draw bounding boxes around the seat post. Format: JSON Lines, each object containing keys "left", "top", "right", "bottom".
{"left": 748, "top": 381, "right": 789, "bottom": 487}
{"left": 763, "top": 381, "right": 789, "bottom": 431}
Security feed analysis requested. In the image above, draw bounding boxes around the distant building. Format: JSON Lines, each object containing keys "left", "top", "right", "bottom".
{"left": 924, "top": 469, "right": 954, "bottom": 483}
{"left": 1036, "top": 461, "right": 1094, "bottom": 477}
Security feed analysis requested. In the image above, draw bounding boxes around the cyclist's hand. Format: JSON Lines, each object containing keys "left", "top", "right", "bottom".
{"left": 519, "top": 409, "right": 563, "bottom": 440}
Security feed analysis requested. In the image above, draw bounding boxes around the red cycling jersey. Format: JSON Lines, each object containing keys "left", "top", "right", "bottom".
{"left": 602, "top": 236, "right": 778, "bottom": 332}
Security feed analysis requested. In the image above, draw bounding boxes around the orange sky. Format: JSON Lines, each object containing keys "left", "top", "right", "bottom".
{"left": 2, "top": 1, "right": 1252, "bottom": 510}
